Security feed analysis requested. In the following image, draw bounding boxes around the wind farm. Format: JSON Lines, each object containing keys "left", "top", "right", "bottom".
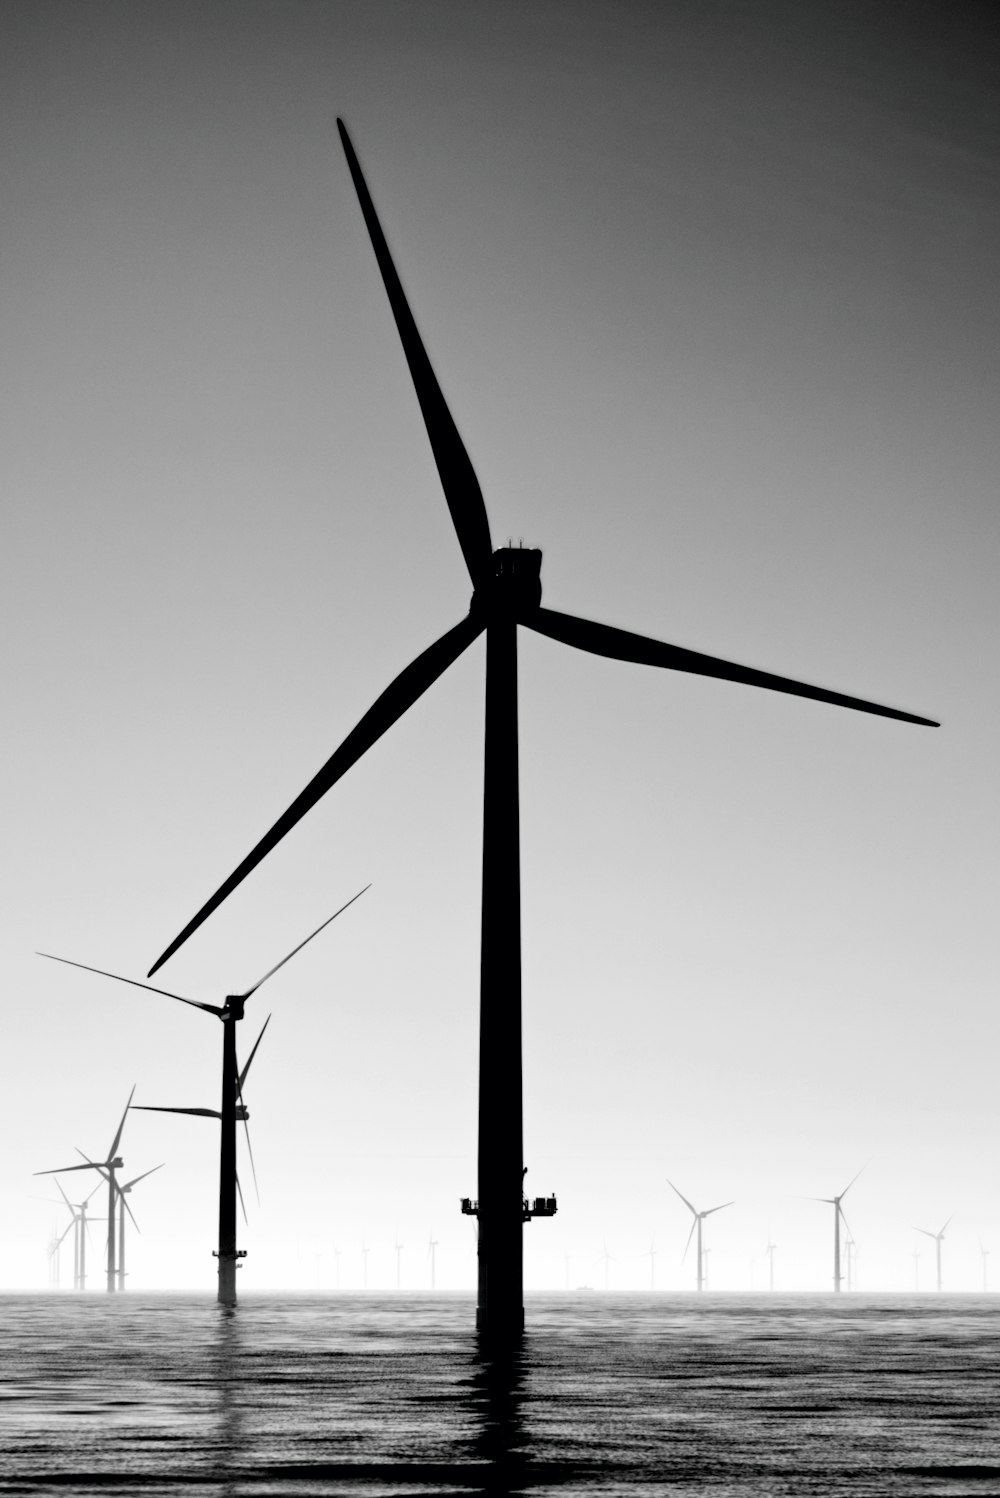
{"left": 4, "top": 2, "right": 1000, "bottom": 1490}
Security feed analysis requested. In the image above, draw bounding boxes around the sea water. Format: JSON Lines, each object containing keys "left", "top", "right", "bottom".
{"left": 2, "top": 1293, "right": 999, "bottom": 1494}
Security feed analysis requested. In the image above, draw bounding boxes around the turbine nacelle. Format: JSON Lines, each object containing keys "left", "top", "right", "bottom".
{"left": 471, "top": 546, "right": 543, "bottom": 620}
{"left": 223, "top": 995, "right": 247, "bottom": 1022}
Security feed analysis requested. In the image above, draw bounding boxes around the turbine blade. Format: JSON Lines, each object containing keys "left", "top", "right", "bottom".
{"left": 75, "top": 1149, "right": 111, "bottom": 1184}
{"left": 524, "top": 608, "right": 938, "bottom": 727}
{"left": 55, "top": 1218, "right": 76, "bottom": 1249}
{"left": 939, "top": 1216, "right": 953, "bottom": 1236}
{"left": 148, "top": 612, "right": 484, "bottom": 976}
{"left": 841, "top": 1164, "right": 867, "bottom": 1199}
{"left": 121, "top": 1194, "right": 140, "bottom": 1235}
{"left": 336, "top": 119, "right": 493, "bottom": 587}
{"left": 240, "top": 883, "right": 369, "bottom": 997}
{"left": 236, "top": 1170, "right": 248, "bottom": 1227}
{"left": 238, "top": 1016, "right": 271, "bottom": 1090}
{"left": 914, "top": 1227, "right": 936, "bottom": 1239}
{"left": 666, "top": 1178, "right": 697, "bottom": 1216}
{"left": 108, "top": 1086, "right": 135, "bottom": 1159}
{"left": 131, "top": 1106, "right": 221, "bottom": 1118}
{"left": 83, "top": 1182, "right": 102, "bottom": 1206}
{"left": 121, "top": 1164, "right": 164, "bottom": 1191}
{"left": 704, "top": 1201, "right": 734, "bottom": 1217}
{"left": 681, "top": 1218, "right": 696, "bottom": 1264}
{"left": 54, "top": 1178, "right": 73, "bottom": 1211}
{"left": 235, "top": 1068, "right": 260, "bottom": 1206}
{"left": 839, "top": 1205, "right": 855, "bottom": 1242}
{"left": 34, "top": 1162, "right": 105, "bottom": 1177}
{"left": 37, "top": 953, "right": 224, "bottom": 1016}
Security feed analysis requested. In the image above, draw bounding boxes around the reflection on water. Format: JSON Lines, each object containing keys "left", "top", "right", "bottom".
{"left": 468, "top": 1342, "right": 529, "bottom": 1493}
{"left": 2, "top": 1294, "right": 1000, "bottom": 1494}
{"left": 213, "top": 1305, "right": 243, "bottom": 1498}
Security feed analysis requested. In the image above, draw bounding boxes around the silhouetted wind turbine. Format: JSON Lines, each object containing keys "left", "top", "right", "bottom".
{"left": 667, "top": 1179, "right": 732, "bottom": 1291}
{"left": 40, "top": 889, "right": 366, "bottom": 1304}
{"left": 35, "top": 1088, "right": 135, "bottom": 1292}
{"left": 146, "top": 121, "right": 937, "bottom": 1340}
{"left": 765, "top": 1236, "right": 777, "bottom": 1291}
{"left": 980, "top": 1241, "right": 990, "bottom": 1292}
{"left": 394, "top": 1233, "right": 404, "bottom": 1290}
{"left": 813, "top": 1167, "right": 863, "bottom": 1292}
{"left": 428, "top": 1231, "right": 439, "bottom": 1290}
{"left": 916, "top": 1217, "right": 951, "bottom": 1291}
{"left": 81, "top": 1159, "right": 163, "bottom": 1293}
{"left": 597, "top": 1238, "right": 616, "bottom": 1291}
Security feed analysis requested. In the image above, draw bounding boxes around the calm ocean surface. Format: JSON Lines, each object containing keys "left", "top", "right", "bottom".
{"left": 2, "top": 1293, "right": 999, "bottom": 1495}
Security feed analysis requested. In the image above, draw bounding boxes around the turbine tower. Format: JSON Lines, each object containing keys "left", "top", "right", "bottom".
{"left": 394, "top": 1234, "right": 404, "bottom": 1290}
{"left": 428, "top": 1231, "right": 439, "bottom": 1291}
{"left": 981, "top": 1241, "right": 990, "bottom": 1293}
{"left": 40, "top": 890, "right": 366, "bottom": 1304}
{"left": 667, "top": 1179, "right": 733, "bottom": 1291}
{"left": 35, "top": 1088, "right": 135, "bottom": 1292}
{"left": 813, "top": 1168, "right": 863, "bottom": 1292}
{"left": 915, "top": 1217, "right": 951, "bottom": 1292}
{"left": 145, "top": 122, "right": 937, "bottom": 1342}
{"left": 765, "top": 1238, "right": 777, "bottom": 1291}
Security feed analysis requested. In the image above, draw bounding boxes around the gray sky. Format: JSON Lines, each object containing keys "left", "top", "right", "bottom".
{"left": 4, "top": 0, "right": 998, "bottom": 1292}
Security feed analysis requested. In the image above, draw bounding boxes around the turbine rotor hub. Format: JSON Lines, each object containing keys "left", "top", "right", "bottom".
{"left": 471, "top": 545, "right": 542, "bottom": 620}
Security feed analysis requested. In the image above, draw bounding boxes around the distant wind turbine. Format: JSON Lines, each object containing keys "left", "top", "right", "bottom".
{"left": 35, "top": 1088, "right": 135, "bottom": 1292}
{"left": 428, "top": 1231, "right": 439, "bottom": 1291}
{"left": 596, "top": 1239, "right": 616, "bottom": 1291}
{"left": 909, "top": 1248, "right": 921, "bottom": 1291}
{"left": 39, "top": 888, "right": 366, "bottom": 1304}
{"left": 812, "top": 1167, "right": 863, "bottom": 1292}
{"left": 146, "top": 120, "right": 937, "bottom": 1343}
{"left": 645, "top": 1236, "right": 657, "bottom": 1291}
{"left": 765, "top": 1237, "right": 777, "bottom": 1292}
{"left": 50, "top": 1178, "right": 100, "bottom": 1290}
{"left": 81, "top": 1159, "right": 163, "bottom": 1292}
{"left": 333, "top": 1245, "right": 342, "bottom": 1290}
{"left": 362, "top": 1240, "right": 370, "bottom": 1290}
{"left": 915, "top": 1217, "right": 952, "bottom": 1292}
{"left": 980, "top": 1241, "right": 990, "bottom": 1292}
{"left": 667, "top": 1179, "right": 733, "bottom": 1292}
{"left": 394, "top": 1233, "right": 404, "bottom": 1290}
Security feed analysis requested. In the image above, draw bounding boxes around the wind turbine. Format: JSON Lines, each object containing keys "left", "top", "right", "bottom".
{"left": 645, "top": 1236, "right": 657, "bottom": 1291}
{"left": 428, "top": 1231, "right": 439, "bottom": 1290}
{"left": 49, "top": 1178, "right": 100, "bottom": 1290}
{"left": 146, "top": 122, "right": 937, "bottom": 1340}
{"left": 35, "top": 1088, "right": 135, "bottom": 1292}
{"left": 915, "top": 1217, "right": 951, "bottom": 1292}
{"left": 394, "top": 1233, "right": 404, "bottom": 1290}
{"left": 667, "top": 1179, "right": 732, "bottom": 1292}
{"left": 596, "top": 1238, "right": 616, "bottom": 1291}
{"left": 980, "top": 1241, "right": 990, "bottom": 1292}
{"left": 39, "top": 889, "right": 366, "bottom": 1304}
{"left": 813, "top": 1168, "right": 863, "bottom": 1293}
{"left": 333, "top": 1245, "right": 342, "bottom": 1289}
{"left": 909, "top": 1248, "right": 921, "bottom": 1291}
{"left": 80, "top": 1159, "right": 163, "bottom": 1292}
{"left": 765, "top": 1237, "right": 777, "bottom": 1291}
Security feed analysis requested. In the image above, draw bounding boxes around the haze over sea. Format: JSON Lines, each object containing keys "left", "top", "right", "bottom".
{"left": 3, "top": 1294, "right": 999, "bottom": 1496}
